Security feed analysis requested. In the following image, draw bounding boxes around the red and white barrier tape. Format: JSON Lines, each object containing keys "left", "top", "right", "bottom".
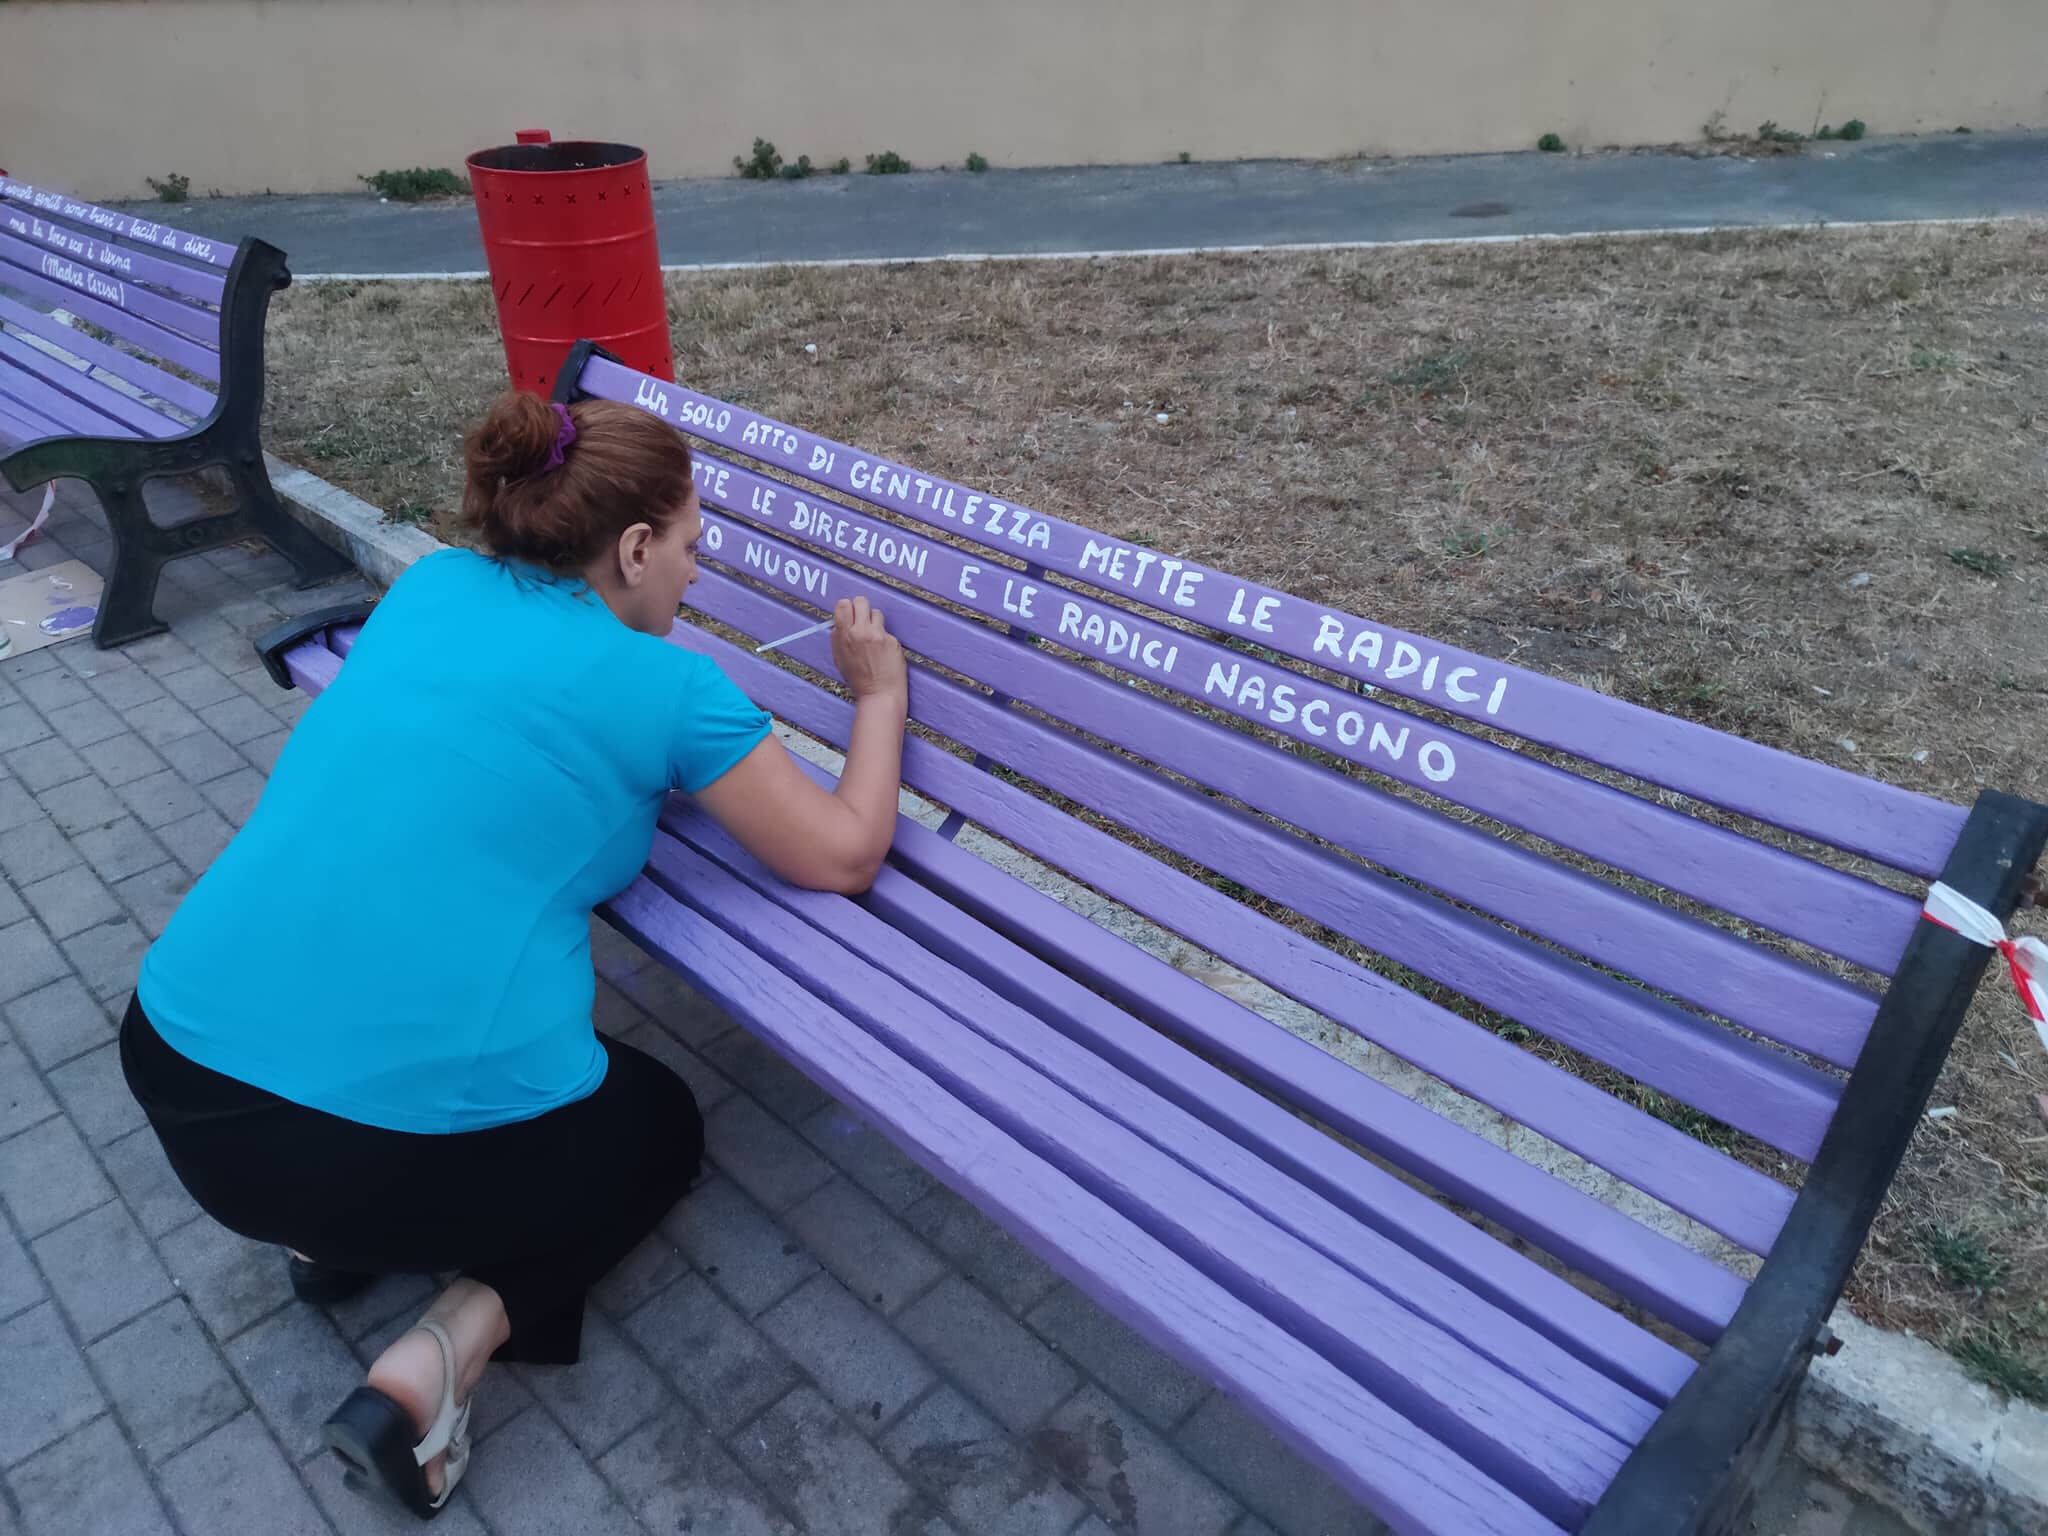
{"left": 0, "top": 484, "right": 54, "bottom": 563}
{"left": 1922, "top": 881, "right": 2048, "bottom": 1052}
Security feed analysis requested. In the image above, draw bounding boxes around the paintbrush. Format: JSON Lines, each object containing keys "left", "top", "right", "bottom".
{"left": 754, "top": 618, "right": 835, "bottom": 655}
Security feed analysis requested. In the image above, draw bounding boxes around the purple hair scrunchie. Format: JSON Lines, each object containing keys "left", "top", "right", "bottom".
{"left": 543, "top": 401, "right": 578, "bottom": 471}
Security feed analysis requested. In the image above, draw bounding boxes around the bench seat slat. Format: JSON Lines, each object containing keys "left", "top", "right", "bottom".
{"left": 585, "top": 357, "right": 1965, "bottom": 876}
{"left": 0, "top": 371, "right": 135, "bottom": 443}
{"left": 0, "top": 179, "right": 237, "bottom": 272}
{"left": 302, "top": 625, "right": 1746, "bottom": 1347}
{"left": 0, "top": 249, "right": 221, "bottom": 383}
{"left": 0, "top": 332, "right": 183, "bottom": 441}
{"left": 0, "top": 389, "right": 70, "bottom": 445}
{"left": 0, "top": 204, "right": 227, "bottom": 306}
{"left": 640, "top": 833, "right": 1628, "bottom": 1526}
{"left": 702, "top": 499, "right": 1886, "bottom": 1064}
{"left": 0, "top": 295, "right": 216, "bottom": 421}
{"left": 0, "top": 229, "right": 219, "bottom": 348}
{"left": 663, "top": 799, "right": 1675, "bottom": 1436}
{"left": 690, "top": 567, "right": 1841, "bottom": 1163}
{"left": 668, "top": 606, "right": 1796, "bottom": 1256}
{"left": 693, "top": 464, "right": 1918, "bottom": 979}
{"left": 603, "top": 871, "right": 1569, "bottom": 1536}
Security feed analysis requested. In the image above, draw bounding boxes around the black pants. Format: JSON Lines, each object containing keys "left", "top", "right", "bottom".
{"left": 119, "top": 997, "right": 704, "bottom": 1364}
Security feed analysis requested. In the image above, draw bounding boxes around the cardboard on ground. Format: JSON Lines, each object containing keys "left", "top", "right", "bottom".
{"left": 0, "top": 559, "right": 103, "bottom": 659}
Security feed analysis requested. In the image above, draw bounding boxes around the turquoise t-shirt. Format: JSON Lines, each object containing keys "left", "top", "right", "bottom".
{"left": 137, "top": 549, "right": 772, "bottom": 1134}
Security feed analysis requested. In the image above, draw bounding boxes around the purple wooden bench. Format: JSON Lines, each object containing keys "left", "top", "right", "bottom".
{"left": 260, "top": 338, "right": 2048, "bottom": 1536}
{"left": 0, "top": 176, "right": 352, "bottom": 645}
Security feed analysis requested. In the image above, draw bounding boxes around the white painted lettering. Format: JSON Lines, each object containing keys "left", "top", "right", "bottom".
{"left": 957, "top": 563, "right": 981, "bottom": 600}
{"left": 1205, "top": 661, "right": 1241, "bottom": 697}
{"left": 1313, "top": 615, "right": 1345, "bottom": 659}
{"left": 1419, "top": 742, "right": 1456, "bottom": 782}
{"left": 1386, "top": 642, "right": 1423, "bottom": 681}
{"left": 1445, "top": 667, "right": 1479, "bottom": 703}
{"left": 1369, "top": 722, "right": 1411, "bottom": 761}
{"left": 1301, "top": 700, "right": 1330, "bottom": 736}
{"left": 1058, "top": 602, "right": 1084, "bottom": 639}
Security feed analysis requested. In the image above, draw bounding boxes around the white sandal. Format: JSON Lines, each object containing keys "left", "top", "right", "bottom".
{"left": 321, "top": 1318, "right": 473, "bottom": 1521}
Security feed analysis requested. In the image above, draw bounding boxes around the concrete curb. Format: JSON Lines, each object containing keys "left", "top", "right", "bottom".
{"left": 271, "top": 457, "right": 2048, "bottom": 1536}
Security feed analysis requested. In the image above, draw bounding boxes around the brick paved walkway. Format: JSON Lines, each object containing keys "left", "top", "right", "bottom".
{"left": 0, "top": 480, "right": 1912, "bottom": 1536}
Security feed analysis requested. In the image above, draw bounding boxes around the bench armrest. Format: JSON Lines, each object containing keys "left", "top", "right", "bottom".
{"left": 254, "top": 600, "right": 375, "bottom": 689}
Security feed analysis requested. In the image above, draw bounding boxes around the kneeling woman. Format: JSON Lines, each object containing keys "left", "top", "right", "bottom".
{"left": 121, "top": 391, "right": 908, "bottom": 1519}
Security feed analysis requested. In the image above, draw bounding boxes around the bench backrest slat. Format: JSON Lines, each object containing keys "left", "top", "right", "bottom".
{"left": 671, "top": 581, "right": 1798, "bottom": 1255}
{"left": 0, "top": 332, "right": 183, "bottom": 440}
{"left": 0, "top": 247, "right": 221, "bottom": 383}
{"left": 0, "top": 178, "right": 236, "bottom": 272}
{"left": 693, "top": 562, "right": 1839, "bottom": 1163}
{"left": 0, "top": 294, "right": 216, "bottom": 420}
{"left": 704, "top": 505, "right": 1881, "bottom": 1065}
{"left": 0, "top": 229, "right": 218, "bottom": 349}
{"left": 0, "top": 204, "right": 227, "bottom": 307}
{"left": 580, "top": 355, "right": 1965, "bottom": 875}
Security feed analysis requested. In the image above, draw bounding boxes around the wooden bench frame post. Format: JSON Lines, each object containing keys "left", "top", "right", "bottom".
{"left": 1585, "top": 787, "right": 2048, "bottom": 1535}
{"left": 0, "top": 236, "right": 354, "bottom": 647}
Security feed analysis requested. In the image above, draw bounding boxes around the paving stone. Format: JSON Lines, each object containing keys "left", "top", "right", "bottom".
{"left": 101, "top": 1127, "right": 202, "bottom": 1238}
{"left": 883, "top": 1383, "right": 1091, "bottom": 1536}
{"left": 240, "top": 728, "right": 291, "bottom": 775}
{"left": 1175, "top": 1390, "right": 1386, "bottom": 1536}
{"left": 704, "top": 1093, "right": 834, "bottom": 1214}
{"left": 60, "top": 916, "right": 149, "bottom": 1002}
{"left": 155, "top": 727, "right": 245, "bottom": 785}
{"left": 463, "top": 1405, "right": 642, "bottom": 1536}
{"left": 87, "top": 1297, "right": 244, "bottom": 1464}
{"left": 597, "top": 1402, "right": 797, "bottom": 1536}
{"left": 802, "top": 1101, "right": 941, "bottom": 1213}
{"left": 785, "top": 1176, "right": 949, "bottom": 1316}
{"left": 5, "top": 738, "right": 87, "bottom": 795}
{"left": 732, "top": 1384, "right": 938, "bottom": 1536}
{"left": 123, "top": 633, "right": 198, "bottom": 678}
{"left": 4, "top": 978, "right": 113, "bottom": 1070}
{"left": 616, "top": 1019, "right": 735, "bottom": 1115}
{"left": 0, "top": 1303, "right": 104, "bottom": 1466}
{"left": 899, "top": 1275, "right": 1081, "bottom": 1436}
{"left": 663, "top": 1174, "right": 818, "bottom": 1318}
{"left": 589, "top": 1228, "right": 689, "bottom": 1319}
{"left": 705, "top": 1031, "right": 835, "bottom": 1124}
{"left": 0, "top": 878, "right": 21, "bottom": 929}
{"left": 0, "top": 1037, "right": 57, "bottom": 1139}
{"left": 158, "top": 1411, "right": 330, "bottom": 1536}
{"left": 158, "top": 664, "right": 241, "bottom": 711}
{"left": 46, "top": 1041, "right": 144, "bottom": 1144}
{"left": 904, "top": 1188, "right": 1063, "bottom": 1315}
{"left": 0, "top": 1116, "right": 113, "bottom": 1236}
{"left": 35, "top": 776, "right": 124, "bottom": 839}
{"left": 0, "top": 703, "right": 53, "bottom": 754}
{"left": 74, "top": 817, "right": 169, "bottom": 884}
{"left": 623, "top": 1272, "right": 801, "bottom": 1435}
{"left": 44, "top": 697, "right": 126, "bottom": 750}
{"left": 154, "top": 806, "right": 233, "bottom": 874}
{"left": 200, "top": 766, "right": 265, "bottom": 827}
{"left": 78, "top": 732, "right": 167, "bottom": 789}
{"left": 323, "top": 1269, "right": 435, "bottom": 1342}
{"left": 1228, "top": 1517, "right": 1282, "bottom": 1536}
{"left": 85, "top": 666, "right": 168, "bottom": 712}
{"left": 0, "top": 1214, "right": 44, "bottom": 1319}
{"left": 34, "top": 1200, "right": 176, "bottom": 1340}
{"left": 198, "top": 694, "right": 284, "bottom": 746}
{"left": 303, "top": 1441, "right": 493, "bottom": 1535}
{"left": 613, "top": 960, "right": 733, "bottom": 1048}
{"left": 122, "top": 696, "right": 206, "bottom": 750}
{"left": 1037, "top": 1386, "right": 1238, "bottom": 1536}
{"left": 3, "top": 1412, "right": 173, "bottom": 1536}
{"left": 115, "top": 769, "right": 207, "bottom": 830}
{"left": 14, "top": 667, "right": 88, "bottom": 714}
{"left": 0, "top": 921, "right": 69, "bottom": 1005}
{"left": 0, "top": 817, "right": 80, "bottom": 886}
{"left": 761, "top": 1273, "right": 935, "bottom": 1432}
{"left": 1028, "top": 1285, "right": 1210, "bottom": 1432}
{"left": 0, "top": 780, "right": 40, "bottom": 838}
{"left": 591, "top": 919, "right": 653, "bottom": 984}
{"left": 227, "top": 1301, "right": 369, "bottom": 1460}
{"left": 21, "top": 864, "right": 119, "bottom": 942}
{"left": 514, "top": 1310, "right": 669, "bottom": 1459}
{"left": 158, "top": 1219, "right": 294, "bottom": 1341}
{"left": 114, "top": 861, "right": 193, "bottom": 941}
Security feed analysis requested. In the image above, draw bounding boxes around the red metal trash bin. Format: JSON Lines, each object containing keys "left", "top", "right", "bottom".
{"left": 466, "top": 136, "right": 674, "bottom": 395}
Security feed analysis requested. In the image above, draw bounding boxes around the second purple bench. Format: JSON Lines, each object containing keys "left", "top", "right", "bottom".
{"left": 262, "top": 338, "right": 2048, "bottom": 1536}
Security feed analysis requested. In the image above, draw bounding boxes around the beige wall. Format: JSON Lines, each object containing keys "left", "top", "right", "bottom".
{"left": 2, "top": 0, "right": 2042, "bottom": 199}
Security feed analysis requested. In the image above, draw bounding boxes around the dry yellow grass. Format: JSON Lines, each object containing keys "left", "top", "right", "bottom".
{"left": 262, "top": 223, "right": 2048, "bottom": 1395}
